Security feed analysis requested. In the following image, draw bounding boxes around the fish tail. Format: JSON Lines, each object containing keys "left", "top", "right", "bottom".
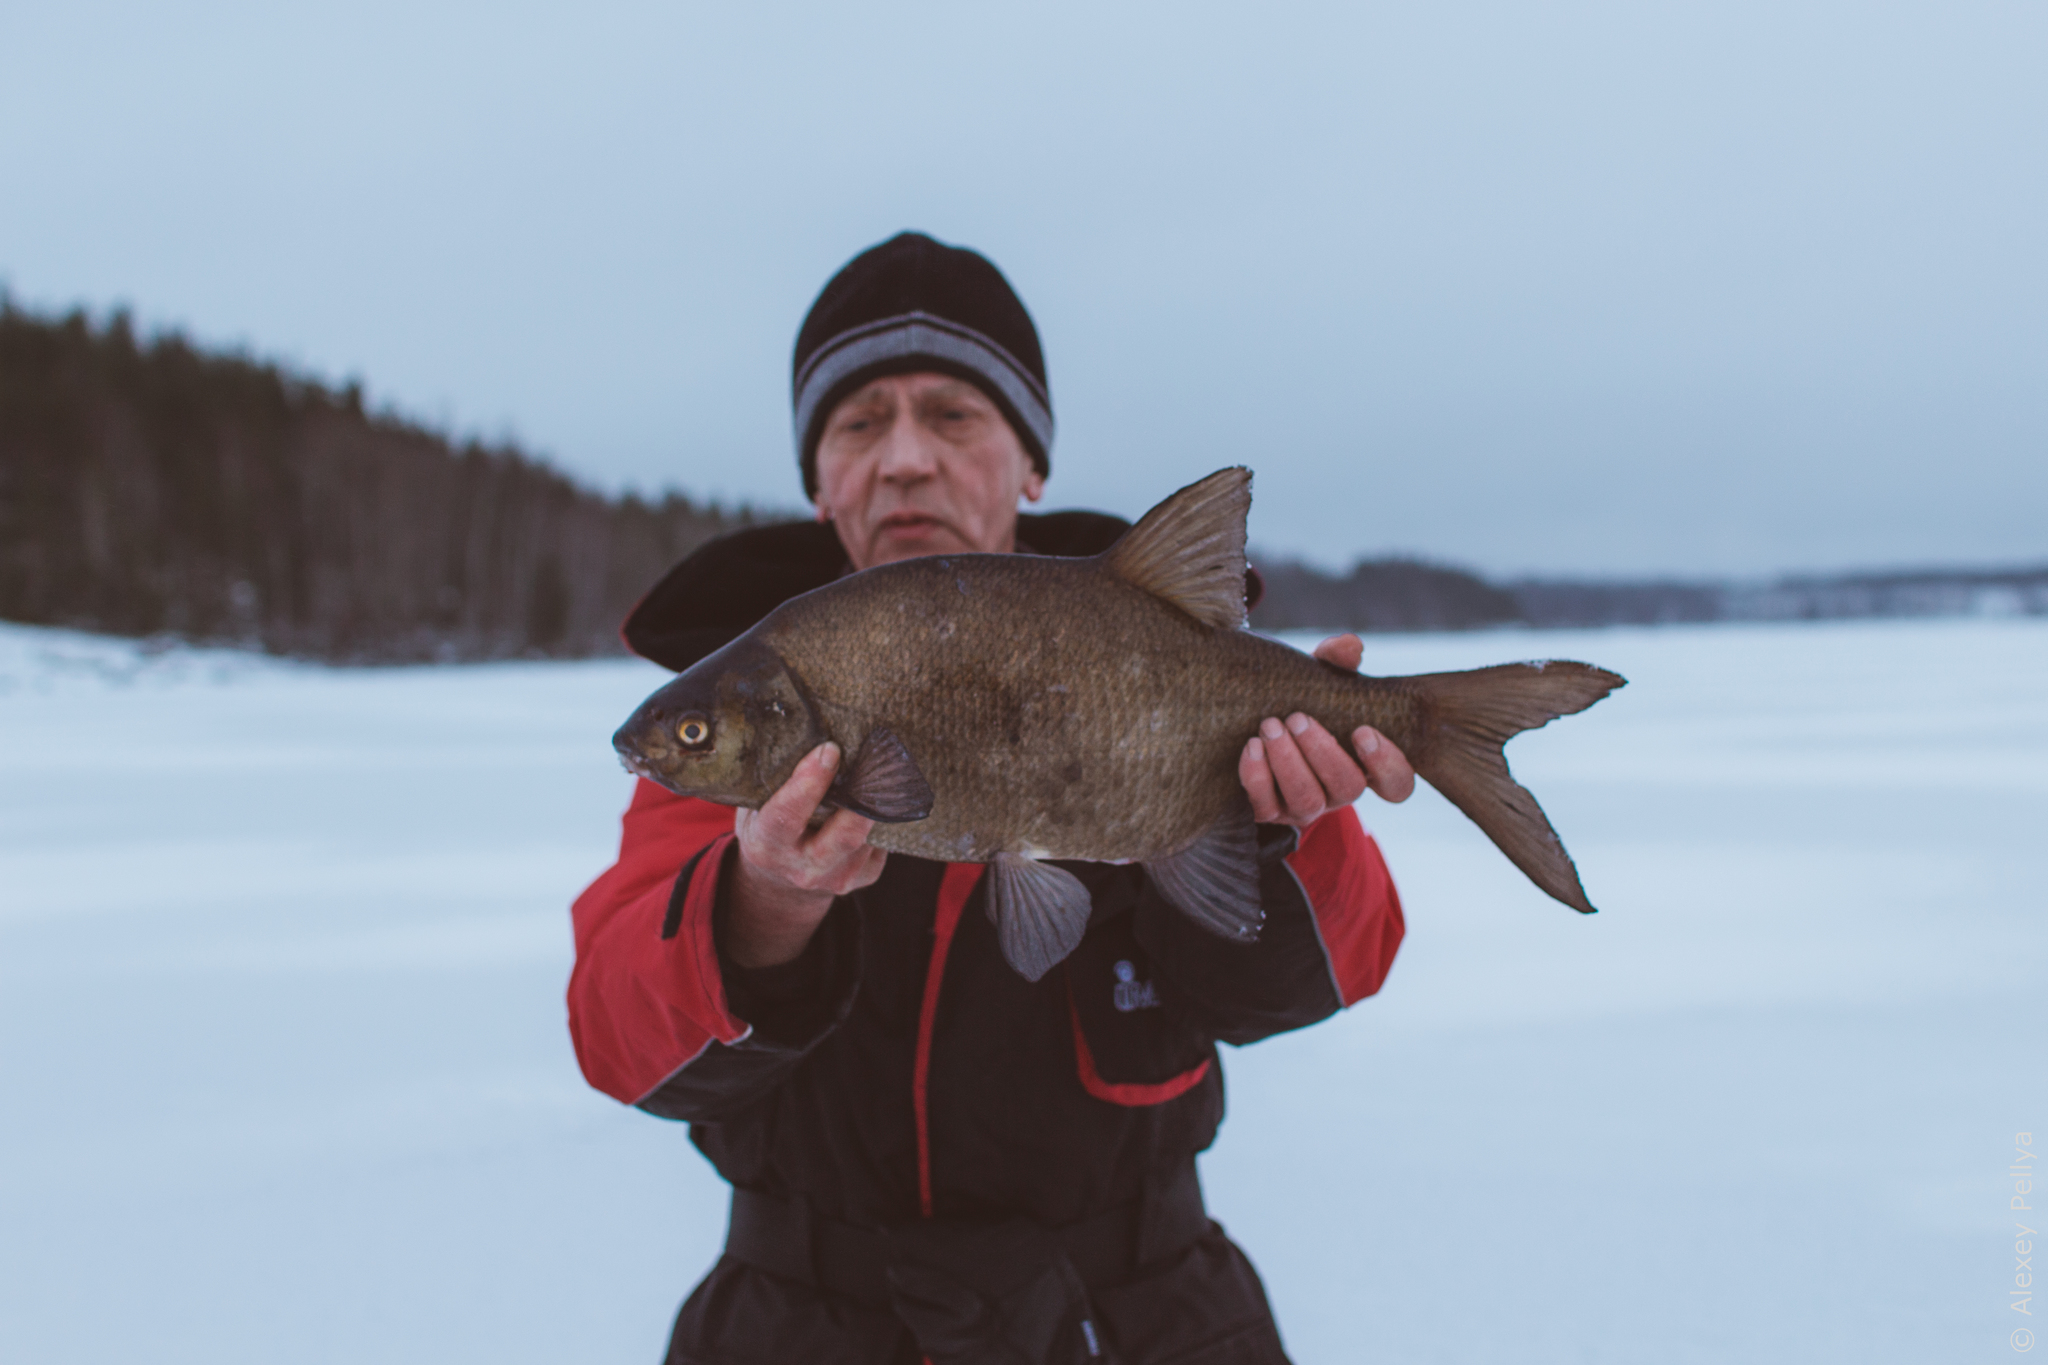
{"left": 1398, "top": 661, "right": 1625, "bottom": 913}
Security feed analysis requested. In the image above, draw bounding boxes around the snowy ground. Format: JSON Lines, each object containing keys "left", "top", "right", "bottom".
{"left": 1, "top": 617, "right": 2041, "bottom": 1363}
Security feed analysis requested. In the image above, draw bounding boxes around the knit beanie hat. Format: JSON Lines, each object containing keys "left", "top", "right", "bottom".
{"left": 791, "top": 232, "right": 1053, "bottom": 498}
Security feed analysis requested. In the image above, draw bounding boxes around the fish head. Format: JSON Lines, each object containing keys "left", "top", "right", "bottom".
{"left": 611, "top": 636, "right": 825, "bottom": 808}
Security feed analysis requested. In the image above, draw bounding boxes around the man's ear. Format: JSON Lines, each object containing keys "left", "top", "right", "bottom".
{"left": 1020, "top": 468, "right": 1045, "bottom": 504}
{"left": 813, "top": 495, "right": 832, "bottom": 524}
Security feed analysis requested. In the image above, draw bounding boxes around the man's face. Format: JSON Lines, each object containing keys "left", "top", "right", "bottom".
{"left": 813, "top": 372, "right": 1045, "bottom": 571}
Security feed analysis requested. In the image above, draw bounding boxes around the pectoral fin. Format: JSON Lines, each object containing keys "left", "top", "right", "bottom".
{"left": 825, "top": 726, "right": 934, "bottom": 823}
{"left": 1143, "top": 806, "right": 1264, "bottom": 942}
{"left": 987, "top": 854, "right": 1093, "bottom": 981}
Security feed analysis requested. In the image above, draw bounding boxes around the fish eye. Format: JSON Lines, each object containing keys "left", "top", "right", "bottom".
{"left": 676, "top": 715, "right": 712, "bottom": 748}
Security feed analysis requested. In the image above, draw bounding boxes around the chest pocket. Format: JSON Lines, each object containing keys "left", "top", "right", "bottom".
{"left": 1064, "top": 913, "right": 1214, "bottom": 1106}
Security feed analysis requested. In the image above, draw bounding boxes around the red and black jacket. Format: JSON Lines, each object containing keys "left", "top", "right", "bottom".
{"left": 567, "top": 515, "right": 1405, "bottom": 1362}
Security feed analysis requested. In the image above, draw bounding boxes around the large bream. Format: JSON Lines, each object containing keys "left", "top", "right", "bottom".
{"left": 614, "top": 468, "right": 1625, "bottom": 980}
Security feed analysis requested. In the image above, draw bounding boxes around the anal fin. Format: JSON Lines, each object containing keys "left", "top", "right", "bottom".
{"left": 1143, "top": 806, "right": 1264, "bottom": 943}
{"left": 986, "top": 854, "right": 1093, "bottom": 981}
{"left": 826, "top": 726, "right": 934, "bottom": 823}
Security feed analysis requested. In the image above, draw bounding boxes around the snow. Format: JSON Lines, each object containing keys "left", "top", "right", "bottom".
{"left": 1, "top": 618, "right": 2041, "bottom": 1363}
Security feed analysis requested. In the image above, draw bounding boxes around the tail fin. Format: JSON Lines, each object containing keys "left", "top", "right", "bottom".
{"left": 1407, "top": 661, "right": 1625, "bottom": 913}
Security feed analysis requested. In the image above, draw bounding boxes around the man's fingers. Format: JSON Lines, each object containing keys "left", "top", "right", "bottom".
{"left": 1239, "top": 737, "right": 1285, "bottom": 824}
{"left": 736, "top": 743, "right": 885, "bottom": 893}
{"left": 806, "top": 806, "right": 878, "bottom": 863}
{"left": 754, "top": 742, "right": 840, "bottom": 845}
{"left": 1353, "top": 727, "right": 1417, "bottom": 803}
{"left": 1259, "top": 717, "right": 1327, "bottom": 823}
{"left": 793, "top": 819, "right": 885, "bottom": 895}
{"left": 1286, "top": 713, "right": 1368, "bottom": 807}
{"left": 844, "top": 844, "right": 889, "bottom": 893}
{"left": 1311, "top": 633, "right": 1364, "bottom": 672}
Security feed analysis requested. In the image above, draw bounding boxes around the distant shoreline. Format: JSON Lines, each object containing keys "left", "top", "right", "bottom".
{"left": 1247, "top": 556, "right": 2048, "bottom": 635}
{"left": 6, "top": 301, "right": 2039, "bottom": 661}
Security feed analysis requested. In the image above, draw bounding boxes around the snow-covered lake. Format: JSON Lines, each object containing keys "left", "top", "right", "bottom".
{"left": 2, "top": 617, "right": 2041, "bottom": 1363}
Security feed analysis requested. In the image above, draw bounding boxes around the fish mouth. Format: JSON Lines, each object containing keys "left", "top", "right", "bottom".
{"left": 612, "top": 723, "right": 680, "bottom": 790}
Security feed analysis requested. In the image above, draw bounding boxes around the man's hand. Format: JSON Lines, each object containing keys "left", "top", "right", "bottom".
{"left": 724, "top": 743, "right": 888, "bottom": 968}
{"left": 1238, "top": 633, "right": 1417, "bottom": 827}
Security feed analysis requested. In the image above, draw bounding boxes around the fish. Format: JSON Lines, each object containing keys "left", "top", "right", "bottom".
{"left": 613, "top": 467, "right": 1625, "bottom": 981}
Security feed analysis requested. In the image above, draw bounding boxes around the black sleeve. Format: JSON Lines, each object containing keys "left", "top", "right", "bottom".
{"left": 634, "top": 852, "right": 862, "bottom": 1122}
{"left": 1131, "top": 824, "right": 1343, "bottom": 1047}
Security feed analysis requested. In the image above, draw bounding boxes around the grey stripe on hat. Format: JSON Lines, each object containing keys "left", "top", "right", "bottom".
{"left": 793, "top": 311, "right": 1054, "bottom": 455}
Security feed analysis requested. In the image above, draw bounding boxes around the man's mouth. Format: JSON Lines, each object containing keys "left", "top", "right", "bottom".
{"left": 877, "top": 513, "right": 944, "bottom": 535}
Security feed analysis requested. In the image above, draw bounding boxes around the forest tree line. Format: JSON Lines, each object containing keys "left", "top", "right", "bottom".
{"left": 5, "top": 302, "right": 2040, "bottom": 662}
{"left": 0, "top": 303, "right": 756, "bottom": 661}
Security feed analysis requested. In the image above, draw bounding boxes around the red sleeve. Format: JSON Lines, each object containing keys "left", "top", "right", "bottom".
{"left": 1285, "top": 807, "right": 1406, "bottom": 1006}
{"left": 567, "top": 779, "right": 746, "bottom": 1105}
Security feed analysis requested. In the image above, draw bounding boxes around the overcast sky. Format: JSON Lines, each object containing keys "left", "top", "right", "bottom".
{"left": 3, "top": 0, "right": 2041, "bottom": 577}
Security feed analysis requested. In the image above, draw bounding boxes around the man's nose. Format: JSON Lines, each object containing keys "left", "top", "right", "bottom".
{"left": 874, "top": 418, "right": 941, "bottom": 482}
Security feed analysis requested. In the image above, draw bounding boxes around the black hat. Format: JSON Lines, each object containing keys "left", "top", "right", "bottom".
{"left": 791, "top": 232, "right": 1052, "bottom": 498}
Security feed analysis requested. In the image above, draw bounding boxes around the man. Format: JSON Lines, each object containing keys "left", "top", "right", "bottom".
{"left": 569, "top": 232, "right": 1414, "bottom": 1364}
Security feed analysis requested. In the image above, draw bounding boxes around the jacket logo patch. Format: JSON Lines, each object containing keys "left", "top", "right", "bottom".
{"left": 1112, "top": 960, "right": 1160, "bottom": 1012}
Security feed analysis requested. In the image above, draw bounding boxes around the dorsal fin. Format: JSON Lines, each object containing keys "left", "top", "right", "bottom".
{"left": 1103, "top": 467, "right": 1252, "bottom": 629}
